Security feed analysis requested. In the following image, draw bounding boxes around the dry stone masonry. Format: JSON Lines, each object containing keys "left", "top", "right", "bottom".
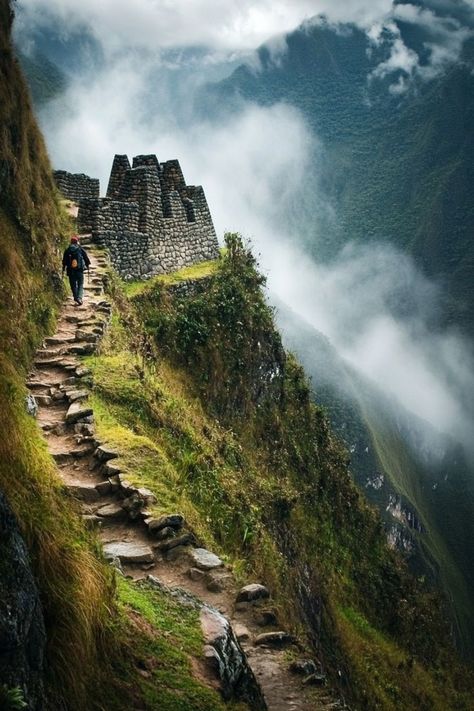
{"left": 53, "top": 170, "right": 100, "bottom": 202}
{"left": 54, "top": 153, "right": 220, "bottom": 280}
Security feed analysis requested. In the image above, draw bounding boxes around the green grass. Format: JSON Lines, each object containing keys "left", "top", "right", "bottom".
{"left": 123, "top": 257, "right": 220, "bottom": 298}
{"left": 115, "top": 577, "right": 236, "bottom": 711}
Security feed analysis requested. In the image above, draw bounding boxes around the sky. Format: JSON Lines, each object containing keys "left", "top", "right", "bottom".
{"left": 14, "top": 0, "right": 474, "bottom": 458}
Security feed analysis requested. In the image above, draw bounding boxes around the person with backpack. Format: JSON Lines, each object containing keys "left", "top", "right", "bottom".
{"left": 62, "top": 236, "right": 90, "bottom": 305}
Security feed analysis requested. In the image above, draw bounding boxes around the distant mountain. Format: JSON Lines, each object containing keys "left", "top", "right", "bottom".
{"left": 200, "top": 15, "right": 474, "bottom": 335}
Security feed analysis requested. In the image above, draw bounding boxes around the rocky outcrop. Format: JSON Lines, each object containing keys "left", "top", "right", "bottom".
{"left": 0, "top": 490, "right": 46, "bottom": 710}
{"left": 200, "top": 606, "right": 267, "bottom": 708}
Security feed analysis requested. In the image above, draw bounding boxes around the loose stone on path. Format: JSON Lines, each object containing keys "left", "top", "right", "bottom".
{"left": 103, "top": 541, "right": 154, "bottom": 565}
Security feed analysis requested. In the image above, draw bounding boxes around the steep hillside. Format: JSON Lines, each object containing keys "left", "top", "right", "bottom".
{"left": 2, "top": 1, "right": 474, "bottom": 708}
{"left": 16, "top": 49, "right": 67, "bottom": 107}
{"left": 274, "top": 301, "right": 474, "bottom": 655}
{"left": 98, "top": 234, "right": 472, "bottom": 709}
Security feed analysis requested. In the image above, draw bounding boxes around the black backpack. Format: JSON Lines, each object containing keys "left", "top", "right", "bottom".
{"left": 68, "top": 245, "right": 85, "bottom": 271}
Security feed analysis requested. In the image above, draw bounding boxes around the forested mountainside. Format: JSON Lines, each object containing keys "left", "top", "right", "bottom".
{"left": 2, "top": 0, "right": 474, "bottom": 708}
{"left": 200, "top": 14, "right": 474, "bottom": 336}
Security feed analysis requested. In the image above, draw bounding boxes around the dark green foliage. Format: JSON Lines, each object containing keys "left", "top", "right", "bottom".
{"left": 16, "top": 49, "right": 67, "bottom": 106}
{"left": 0, "top": 686, "right": 27, "bottom": 710}
{"left": 135, "top": 234, "right": 285, "bottom": 420}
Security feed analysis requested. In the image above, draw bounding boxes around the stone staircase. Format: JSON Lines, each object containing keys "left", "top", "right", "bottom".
{"left": 27, "top": 242, "right": 347, "bottom": 711}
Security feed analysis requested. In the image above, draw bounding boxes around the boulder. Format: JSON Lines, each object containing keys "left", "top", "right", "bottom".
{"left": 103, "top": 542, "right": 154, "bottom": 565}
{"left": 188, "top": 548, "right": 224, "bottom": 571}
{"left": 236, "top": 584, "right": 270, "bottom": 603}
{"left": 200, "top": 607, "right": 266, "bottom": 707}
{"left": 65, "top": 402, "right": 93, "bottom": 424}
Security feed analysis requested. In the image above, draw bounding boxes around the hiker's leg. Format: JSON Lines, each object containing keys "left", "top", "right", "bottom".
{"left": 77, "top": 271, "right": 84, "bottom": 302}
{"left": 68, "top": 274, "right": 78, "bottom": 301}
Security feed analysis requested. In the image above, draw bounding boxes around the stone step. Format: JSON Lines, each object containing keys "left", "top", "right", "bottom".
{"left": 65, "top": 402, "right": 93, "bottom": 424}
{"left": 27, "top": 381, "right": 56, "bottom": 390}
{"left": 45, "top": 335, "right": 77, "bottom": 345}
{"left": 96, "top": 502, "right": 126, "bottom": 519}
{"left": 188, "top": 548, "right": 224, "bottom": 571}
{"left": 103, "top": 541, "right": 155, "bottom": 565}
{"left": 35, "top": 394, "right": 53, "bottom": 407}
{"left": 65, "top": 390, "right": 89, "bottom": 403}
{"left": 34, "top": 356, "right": 72, "bottom": 368}
{"left": 65, "top": 483, "right": 100, "bottom": 503}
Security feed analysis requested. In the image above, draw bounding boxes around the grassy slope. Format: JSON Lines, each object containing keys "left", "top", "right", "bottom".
{"left": 87, "top": 240, "right": 473, "bottom": 710}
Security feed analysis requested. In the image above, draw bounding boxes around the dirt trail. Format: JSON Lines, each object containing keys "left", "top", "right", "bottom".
{"left": 27, "top": 242, "right": 344, "bottom": 711}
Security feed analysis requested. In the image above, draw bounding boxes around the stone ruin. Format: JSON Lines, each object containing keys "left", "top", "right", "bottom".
{"left": 53, "top": 170, "right": 99, "bottom": 202}
{"left": 53, "top": 154, "right": 219, "bottom": 279}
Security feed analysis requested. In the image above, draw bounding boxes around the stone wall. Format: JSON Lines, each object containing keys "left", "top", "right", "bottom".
{"left": 76, "top": 153, "right": 220, "bottom": 280}
{"left": 53, "top": 170, "right": 99, "bottom": 202}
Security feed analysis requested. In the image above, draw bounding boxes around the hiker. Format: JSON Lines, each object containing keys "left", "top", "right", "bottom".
{"left": 62, "top": 236, "right": 90, "bottom": 306}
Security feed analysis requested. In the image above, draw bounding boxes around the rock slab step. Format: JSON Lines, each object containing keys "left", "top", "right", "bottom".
{"left": 103, "top": 542, "right": 154, "bottom": 564}
{"left": 189, "top": 548, "right": 224, "bottom": 571}
{"left": 66, "top": 402, "right": 93, "bottom": 424}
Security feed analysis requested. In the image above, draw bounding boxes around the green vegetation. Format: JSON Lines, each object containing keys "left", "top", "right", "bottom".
{"left": 82, "top": 234, "right": 473, "bottom": 709}
{"left": 16, "top": 49, "right": 67, "bottom": 107}
{"left": 113, "top": 577, "right": 237, "bottom": 711}
{"left": 0, "top": 686, "right": 27, "bottom": 710}
{"left": 203, "top": 25, "right": 474, "bottom": 335}
{"left": 123, "top": 256, "right": 221, "bottom": 297}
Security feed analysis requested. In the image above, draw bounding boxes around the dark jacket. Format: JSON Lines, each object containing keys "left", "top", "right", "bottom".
{"left": 62, "top": 244, "right": 90, "bottom": 275}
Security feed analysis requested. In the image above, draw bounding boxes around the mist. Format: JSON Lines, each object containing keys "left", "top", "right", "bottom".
{"left": 19, "top": 5, "right": 474, "bottom": 463}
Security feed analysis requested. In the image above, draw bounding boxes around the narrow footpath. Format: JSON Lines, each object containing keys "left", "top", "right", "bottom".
{"left": 27, "top": 241, "right": 346, "bottom": 711}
